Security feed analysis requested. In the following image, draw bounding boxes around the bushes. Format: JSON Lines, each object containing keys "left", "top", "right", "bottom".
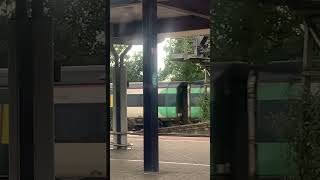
{"left": 199, "top": 91, "right": 210, "bottom": 122}
{"left": 287, "top": 90, "right": 320, "bottom": 180}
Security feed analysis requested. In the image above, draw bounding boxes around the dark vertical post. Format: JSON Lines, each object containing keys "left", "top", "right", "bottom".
{"left": 105, "top": 0, "right": 111, "bottom": 179}
{"left": 143, "top": 0, "right": 159, "bottom": 172}
{"left": 9, "top": 0, "right": 54, "bottom": 179}
{"left": 114, "top": 47, "right": 122, "bottom": 147}
{"left": 54, "top": 61, "right": 61, "bottom": 82}
{"left": 9, "top": 0, "right": 34, "bottom": 179}
{"left": 32, "top": 0, "right": 55, "bottom": 178}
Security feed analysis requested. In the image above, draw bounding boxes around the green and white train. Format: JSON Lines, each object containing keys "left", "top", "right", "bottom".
{"left": 0, "top": 66, "right": 208, "bottom": 178}
{"left": 124, "top": 81, "right": 207, "bottom": 129}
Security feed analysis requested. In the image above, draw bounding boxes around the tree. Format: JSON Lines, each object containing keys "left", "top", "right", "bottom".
{"left": 64, "top": 0, "right": 105, "bottom": 56}
{"left": 284, "top": 91, "right": 320, "bottom": 180}
{"left": 159, "top": 38, "right": 205, "bottom": 82}
{"left": 0, "top": 0, "right": 14, "bottom": 17}
{"left": 125, "top": 51, "right": 143, "bottom": 82}
{"left": 211, "top": 0, "right": 304, "bottom": 63}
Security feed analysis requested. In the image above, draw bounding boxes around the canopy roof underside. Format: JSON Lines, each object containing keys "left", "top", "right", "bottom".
{"left": 110, "top": 0, "right": 210, "bottom": 44}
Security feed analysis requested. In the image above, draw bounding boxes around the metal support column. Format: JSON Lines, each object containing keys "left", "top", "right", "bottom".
{"left": 111, "top": 45, "right": 131, "bottom": 150}
{"left": 143, "top": 0, "right": 159, "bottom": 172}
{"left": 9, "top": 0, "right": 54, "bottom": 179}
{"left": 105, "top": 0, "right": 111, "bottom": 179}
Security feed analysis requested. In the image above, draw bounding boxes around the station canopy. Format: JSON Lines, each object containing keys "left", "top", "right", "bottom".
{"left": 110, "top": 0, "right": 210, "bottom": 44}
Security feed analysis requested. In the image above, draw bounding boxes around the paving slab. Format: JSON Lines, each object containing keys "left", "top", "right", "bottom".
{"left": 2, "top": 135, "right": 210, "bottom": 180}
{"left": 110, "top": 135, "right": 210, "bottom": 180}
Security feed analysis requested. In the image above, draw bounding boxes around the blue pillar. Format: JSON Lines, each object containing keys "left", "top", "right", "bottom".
{"left": 143, "top": 0, "right": 159, "bottom": 173}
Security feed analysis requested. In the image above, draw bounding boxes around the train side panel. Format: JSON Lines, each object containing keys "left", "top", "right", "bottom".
{"left": 189, "top": 86, "right": 209, "bottom": 120}
{"left": 256, "top": 79, "right": 299, "bottom": 178}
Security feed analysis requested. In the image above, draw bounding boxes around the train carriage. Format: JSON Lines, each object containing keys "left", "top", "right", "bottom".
{"left": 254, "top": 71, "right": 300, "bottom": 178}
{"left": 254, "top": 70, "right": 320, "bottom": 179}
{"left": 126, "top": 81, "right": 190, "bottom": 128}
{"left": 0, "top": 65, "right": 205, "bottom": 178}
{"left": 189, "top": 82, "right": 209, "bottom": 119}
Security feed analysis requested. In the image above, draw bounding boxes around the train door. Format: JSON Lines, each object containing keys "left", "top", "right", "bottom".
{"left": 176, "top": 82, "right": 188, "bottom": 124}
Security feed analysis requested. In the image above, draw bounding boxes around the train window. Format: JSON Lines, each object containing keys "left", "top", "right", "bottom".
{"left": 127, "top": 94, "right": 143, "bottom": 107}
{"left": 190, "top": 93, "right": 201, "bottom": 106}
{"left": 127, "top": 94, "right": 177, "bottom": 107}
{"left": 0, "top": 89, "right": 8, "bottom": 103}
{"left": 158, "top": 95, "right": 166, "bottom": 107}
{"left": 55, "top": 103, "right": 106, "bottom": 142}
{"left": 158, "top": 94, "right": 176, "bottom": 107}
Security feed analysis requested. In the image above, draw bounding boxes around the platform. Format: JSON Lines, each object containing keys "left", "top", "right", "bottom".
{"left": 110, "top": 135, "right": 210, "bottom": 180}
{"left": 1, "top": 135, "right": 209, "bottom": 180}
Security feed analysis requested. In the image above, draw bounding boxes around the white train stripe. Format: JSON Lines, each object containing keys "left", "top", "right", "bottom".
{"left": 127, "top": 107, "right": 143, "bottom": 118}
{"left": 127, "top": 88, "right": 175, "bottom": 94}
{"left": 127, "top": 107, "right": 167, "bottom": 118}
{"left": 127, "top": 88, "right": 143, "bottom": 94}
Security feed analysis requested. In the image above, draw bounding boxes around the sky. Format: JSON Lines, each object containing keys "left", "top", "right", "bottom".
{"left": 127, "top": 39, "right": 168, "bottom": 71}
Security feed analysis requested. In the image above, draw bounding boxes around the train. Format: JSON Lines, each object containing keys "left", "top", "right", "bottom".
{"left": 211, "top": 61, "right": 320, "bottom": 179}
{"left": 1, "top": 61, "right": 310, "bottom": 179}
{"left": 0, "top": 65, "right": 208, "bottom": 178}
{"left": 125, "top": 81, "right": 208, "bottom": 129}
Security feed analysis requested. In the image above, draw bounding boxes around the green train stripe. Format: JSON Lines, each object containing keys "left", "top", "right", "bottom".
{"left": 191, "top": 88, "right": 202, "bottom": 93}
{"left": 158, "top": 107, "right": 176, "bottom": 118}
{"left": 191, "top": 107, "right": 201, "bottom": 118}
{"left": 257, "top": 83, "right": 300, "bottom": 100}
{"left": 159, "top": 88, "right": 177, "bottom": 94}
{"left": 190, "top": 88, "right": 210, "bottom": 93}
{"left": 159, "top": 107, "right": 202, "bottom": 119}
{"left": 256, "top": 143, "right": 296, "bottom": 176}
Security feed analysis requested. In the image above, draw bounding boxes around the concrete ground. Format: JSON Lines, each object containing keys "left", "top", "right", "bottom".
{"left": 1, "top": 135, "right": 210, "bottom": 180}
{"left": 110, "top": 135, "right": 210, "bottom": 180}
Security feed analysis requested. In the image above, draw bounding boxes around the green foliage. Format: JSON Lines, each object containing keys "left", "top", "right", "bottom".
{"left": 0, "top": 0, "right": 14, "bottom": 17}
{"left": 286, "top": 90, "right": 320, "bottom": 180}
{"left": 54, "top": 0, "right": 106, "bottom": 66}
{"left": 199, "top": 91, "right": 210, "bottom": 122}
{"left": 125, "top": 51, "right": 143, "bottom": 82}
{"left": 211, "top": 0, "right": 304, "bottom": 63}
{"left": 159, "top": 38, "right": 205, "bottom": 82}
{"left": 64, "top": 0, "right": 104, "bottom": 56}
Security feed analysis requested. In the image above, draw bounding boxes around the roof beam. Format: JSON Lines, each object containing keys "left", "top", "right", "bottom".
{"left": 158, "top": 0, "right": 209, "bottom": 16}
{"left": 111, "top": 15, "right": 209, "bottom": 44}
{"left": 157, "top": 3, "right": 209, "bottom": 20}
{"left": 111, "top": 0, "right": 168, "bottom": 7}
{"left": 111, "top": 0, "right": 140, "bottom": 7}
